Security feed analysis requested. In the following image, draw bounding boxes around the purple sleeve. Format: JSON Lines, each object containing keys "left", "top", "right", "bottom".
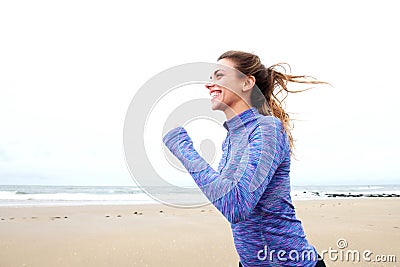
{"left": 163, "top": 121, "right": 284, "bottom": 224}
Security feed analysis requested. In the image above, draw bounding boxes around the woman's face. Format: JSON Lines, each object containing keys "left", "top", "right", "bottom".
{"left": 205, "top": 58, "right": 247, "bottom": 111}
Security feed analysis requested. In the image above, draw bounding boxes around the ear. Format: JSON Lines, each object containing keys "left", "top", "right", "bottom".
{"left": 243, "top": 75, "right": 255, "bottom": 92}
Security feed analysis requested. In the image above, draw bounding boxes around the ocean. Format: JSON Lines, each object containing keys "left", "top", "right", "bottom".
{"left": 0, "top": 184, "right": 399, "bottom": 207}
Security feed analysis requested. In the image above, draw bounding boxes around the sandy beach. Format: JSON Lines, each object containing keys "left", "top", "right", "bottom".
{"left": 0, "top": 198, "right": 399, "bottom": 267}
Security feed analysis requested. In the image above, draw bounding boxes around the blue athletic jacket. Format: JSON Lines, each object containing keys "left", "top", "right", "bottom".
{"left": 163, "top": 107, "right": 318, "bottom": 266}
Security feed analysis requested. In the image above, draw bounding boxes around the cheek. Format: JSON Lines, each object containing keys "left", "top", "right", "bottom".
{"left": 219, "top": 77, "right": 242, "bottom": 95}
{"left": 223, "top": 86, "right": 242, "bottom": 102}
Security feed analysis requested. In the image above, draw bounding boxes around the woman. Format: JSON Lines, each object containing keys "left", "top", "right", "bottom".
{"left": 163, "top": 51, "right": 327, "bottom": 267}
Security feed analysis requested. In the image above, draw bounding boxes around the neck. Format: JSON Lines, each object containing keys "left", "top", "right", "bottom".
{"left": 223, "top": 101, "right": 252, "bottom": 120}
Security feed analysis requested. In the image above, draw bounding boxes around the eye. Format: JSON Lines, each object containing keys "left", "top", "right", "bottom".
{"left": 215, "top": 72, "right": 224, "bottom": 79}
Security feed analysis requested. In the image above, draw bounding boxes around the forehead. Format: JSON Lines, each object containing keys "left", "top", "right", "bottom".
{"left": 213, "top": 58, "right": 238, "bottom": 73}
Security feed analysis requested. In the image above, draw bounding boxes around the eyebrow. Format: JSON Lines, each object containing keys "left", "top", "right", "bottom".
{"left": 213, "top": 69, "right": 224, "bottom": 76}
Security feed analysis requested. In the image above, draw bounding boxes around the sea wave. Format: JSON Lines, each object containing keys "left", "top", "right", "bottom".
{"left": 1, "top": 184, "right": 399, "bottom": 206}
{"left": 0, "top": 191, "right": 150, "bottom": 201}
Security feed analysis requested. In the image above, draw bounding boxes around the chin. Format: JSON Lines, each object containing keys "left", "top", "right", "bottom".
{"left": 210, "top": 100, "right": 224, "bottom": 111}
{"left": 210, "top": 104, "right": 220, "bottom": 111}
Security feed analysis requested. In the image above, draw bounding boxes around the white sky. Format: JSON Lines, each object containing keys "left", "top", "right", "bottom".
{"left": 0, "top": 0, "right": 399, "bottom": 186}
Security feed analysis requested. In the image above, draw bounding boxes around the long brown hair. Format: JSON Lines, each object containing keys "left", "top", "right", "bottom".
{"left": 218, "top": 50, "right": 327, "bottom": 153}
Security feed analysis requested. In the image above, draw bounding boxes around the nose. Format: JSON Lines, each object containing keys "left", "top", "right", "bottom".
{"left": 205, "top": 82, "right": 215, "bottom": 90}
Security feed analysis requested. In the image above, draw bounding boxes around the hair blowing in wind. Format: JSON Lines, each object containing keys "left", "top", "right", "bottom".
{"left": 218, "top": 50, "right": 328, "bottom": 153}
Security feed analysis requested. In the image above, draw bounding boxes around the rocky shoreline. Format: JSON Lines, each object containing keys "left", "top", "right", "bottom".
{"left": 323, "top": 193, "right": 400, "bottom": 198}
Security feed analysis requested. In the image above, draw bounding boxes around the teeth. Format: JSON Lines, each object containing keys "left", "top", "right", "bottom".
{"left": 211, "top": 91, "right": 221, "bottom": 97}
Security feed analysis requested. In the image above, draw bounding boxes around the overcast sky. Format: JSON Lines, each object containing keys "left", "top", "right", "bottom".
{"left": 0, "top": 0, "right": 399, "bottom": 186}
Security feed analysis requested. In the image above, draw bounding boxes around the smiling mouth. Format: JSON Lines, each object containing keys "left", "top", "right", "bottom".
{"left": 210, "top": 90, "right": 222, "bottom": 99}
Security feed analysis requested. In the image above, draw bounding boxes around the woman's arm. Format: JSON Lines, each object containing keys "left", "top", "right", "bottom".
{"left": 163, "top": 118, "right": 285, "bottom": 224}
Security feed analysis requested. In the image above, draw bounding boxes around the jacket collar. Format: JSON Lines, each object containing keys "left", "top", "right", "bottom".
{"left": 223, "top": 107, "right": 259, "bottom": 131}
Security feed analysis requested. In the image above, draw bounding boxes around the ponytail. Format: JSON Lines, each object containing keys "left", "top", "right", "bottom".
{"left": 218, "top": 51, "right": 327, "bottom": 154}
{"left": 261, "top": 63, "right": 327, "bottom": 153}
